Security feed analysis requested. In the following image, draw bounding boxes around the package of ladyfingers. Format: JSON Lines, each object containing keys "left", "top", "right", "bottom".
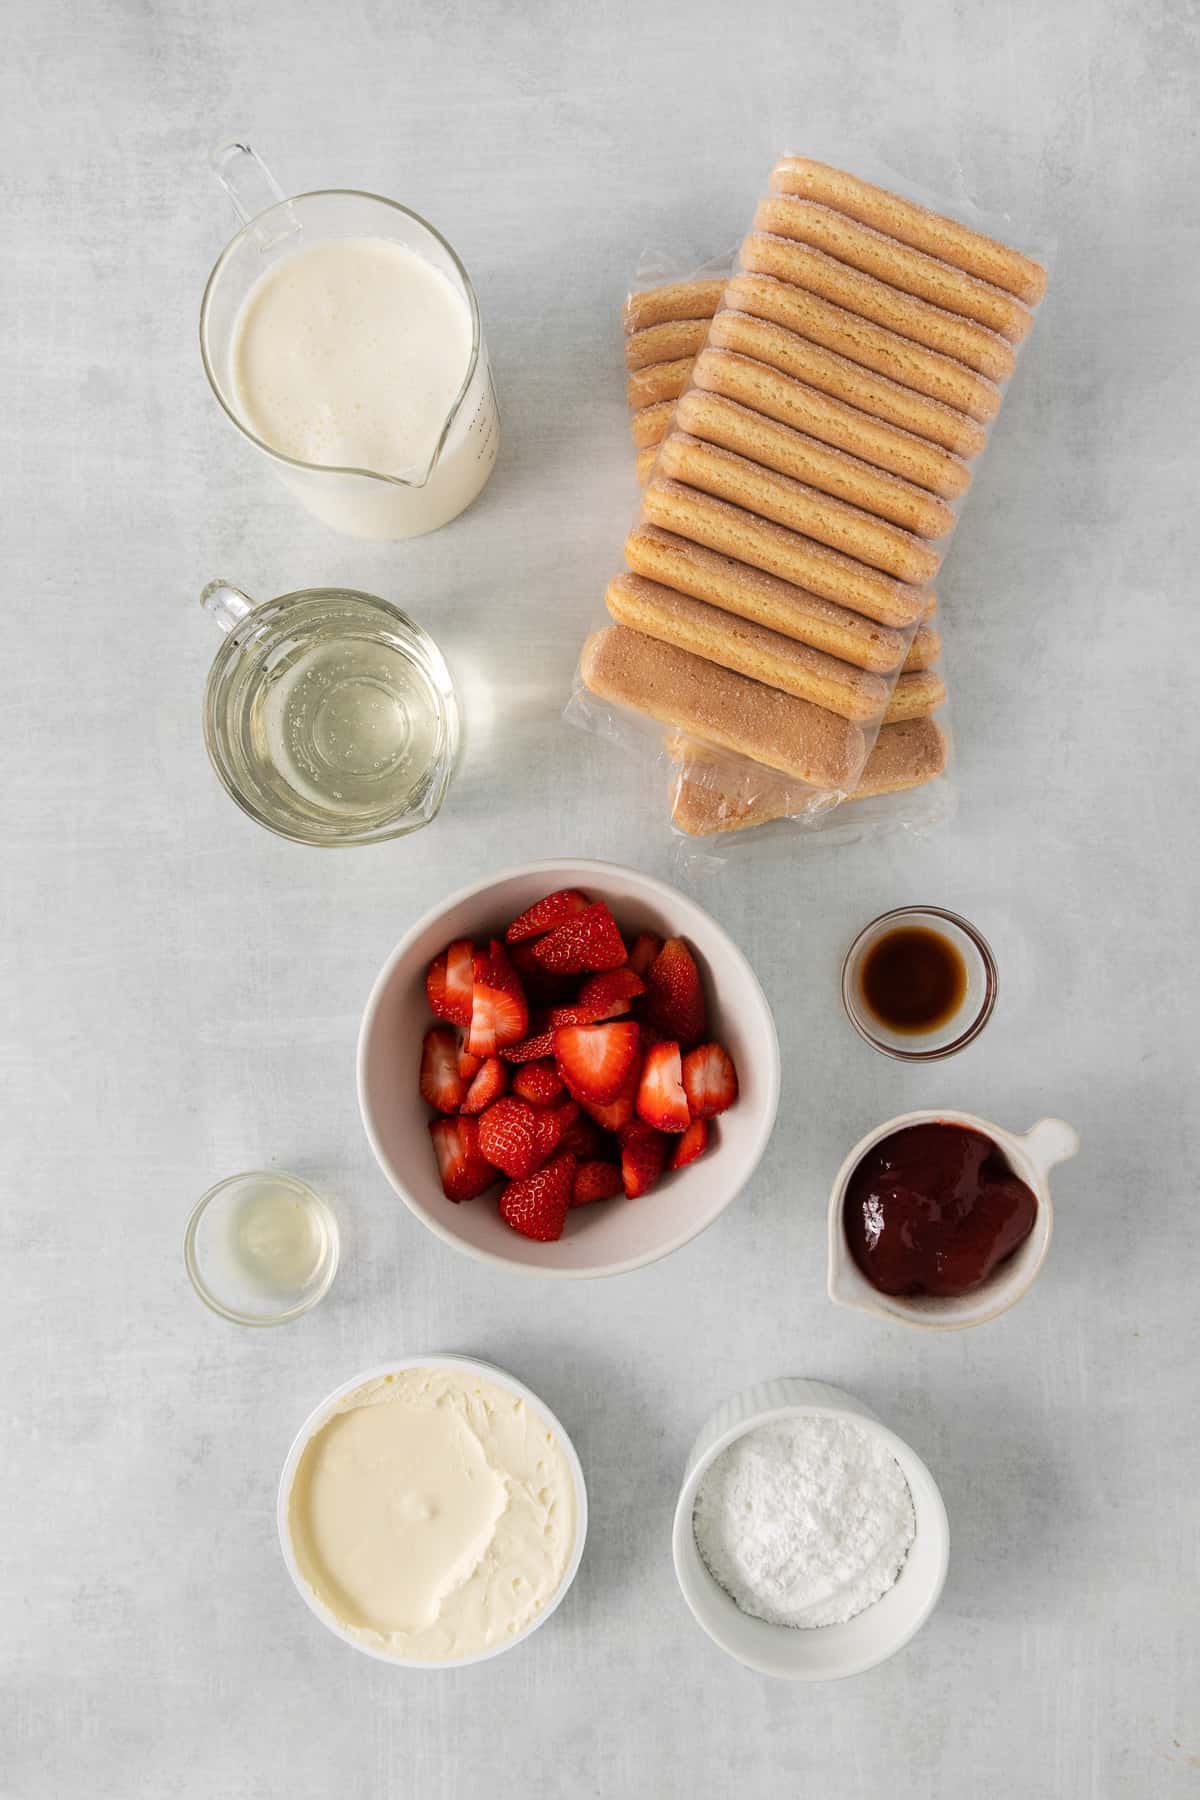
{"left": 565, "top": 150, "right": 1051, "bottom": 848}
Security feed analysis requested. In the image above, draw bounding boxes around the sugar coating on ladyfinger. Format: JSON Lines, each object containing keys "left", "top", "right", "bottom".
{"left": 580, "top": 624, "right": 866, "bottom": 790}
{"left": 627, "top": 358, "right": 696, "bottom": 409}
{"left": 622, "top": 278, "right": 727, "bottom": 336}
{"left": 642, "top": 478, "right": 928, "bottom": 629}
{"left": 741, "top": 233, "right": 1016, "bottom": 382}
{"left": 625, "top": 318, "right": 710, "bottom": 371}
{"left": 674, "top": 389, "right": 954, "bottom": 538}
{"left": 624, "top": 524, "right": 913, "bottom": 673}
{"left": 768, "top": 158, "right": 1047, "bottom": 304}
{"left": 754, "top": 197, "right": 1034, "bottom": 343}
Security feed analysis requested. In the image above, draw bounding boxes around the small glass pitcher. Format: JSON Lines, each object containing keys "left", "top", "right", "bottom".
{"left": 200, "top": 580, "right": 460, "bottom": 846}
{"left": 199, "top": 143, "right": 499, "bottom": 540}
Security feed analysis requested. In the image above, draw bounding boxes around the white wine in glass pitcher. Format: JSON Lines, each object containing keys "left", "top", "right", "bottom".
{"left": 200, "top": 581, "right": 460, "bottom": 846}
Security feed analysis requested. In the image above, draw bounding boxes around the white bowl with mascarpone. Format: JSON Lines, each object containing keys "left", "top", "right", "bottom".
{"left": 278, "top": 1357, "right": 587, "bottom": 1667}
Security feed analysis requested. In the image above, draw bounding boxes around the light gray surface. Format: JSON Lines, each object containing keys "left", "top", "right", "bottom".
{"left": 3, "top": 2, "right": 1198, "bottom": 1796}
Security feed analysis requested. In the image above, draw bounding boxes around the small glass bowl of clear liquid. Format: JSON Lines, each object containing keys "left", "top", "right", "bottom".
{"left": 185, "top": 1170, "right": 339, "bottom": 1325}
{"left": 201, "top": 581, "right": 460, "bottom": 846}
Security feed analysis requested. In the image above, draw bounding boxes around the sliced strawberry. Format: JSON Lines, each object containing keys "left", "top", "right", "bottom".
{"left": 425, "top": 937, "right": 474, "bottom": 1028}
{"left": 619, "top": 1119, "right": 671, "bottom": 1198}
{"left": 505, "top": 889, "right": 590, "bottom": 944}
{"left": 456, "top": 1034, "right": 482, "bottom": 1081}
{"left": 461, "top": 1056, "right": 508, "bottom": 1115}
{"left": 628, "top": 932, "right": 664, "bottom": 980}
{"left": 428, "top": 1116, "right": 497, "bottom": 1202}
{"left": 639, "top": 1023, "right": 665, "bottom": 1054}
{"left": 644, "top": 937, "right": 708, "bottom": 1049}
{"left": 477, "top": 1097, "right": 547, "bottom": 1179}
{"left": 571, "top": 1160, "right": 623, "bottom": 1207}
{"left": 499, "top": 1153, "right": 576, "bottom": 1241}
{"left": 670, "top": 1116, "right": 709, "bottom": 1169}
{"left": 499, "top": 1026, "right": 556, "bottom": 1063}
{"left": 419, "top": 1026, "right": 467, "bottom": 1113}
{"left": 511, "top": 1059, "right": 564, "bottom": 1106}
{"left": 578, "top": 1067, "right": 639, "bottom": 1132}
{"left": 635, "top": 1040, "right": 690, "bottom": 1133}
{"left": 534, "top": 1099, "right": 579, "bottom": 1162}
{"left": 554, "top": 1020, "right": 642, "bottom": 1105}
{"left": 531, "top": 902, "right": 627, "bottom": 975}
{"left": 548, "top": 967, "right": 646, "bottom": 1027}
{"left": 467, "top": 945, "right": 529, "bottom": 1057}
{"left": 681, "top": 1043, "right": 739, "bottom": 1118}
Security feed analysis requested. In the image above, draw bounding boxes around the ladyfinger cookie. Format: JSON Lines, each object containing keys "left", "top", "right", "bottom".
{"left": 623, "top": 277, "right": 726, "bottom": 336}
{"left": 711, "top": 306, "right": 987, "bottom": 455}
{"left": 642, "top": 480, "right": 927, "bottom": 628}
{"left": 606, "top": 572, "right": 890, "bottom": 722}
{"left": 627, "top": 357, "right": 695, "bottom": 409}
{"left": 669, "top": 718, "right": 949, "bottom": 835}
{"left": 631, "top": 399, "right": 675, "bottom": 449}
{"left": 754, "top": 197, "right": 1033, "bottom": 343}
{"left": 581, "top": 624, "right": 865, "bottom": 789}
{"left": 624, "top": 524, "right": 911, "bottom": 673}
{"left": 904, "top": 622, "right": 941, "bottom": 672}
{"left": 606, "top": 573, "right": 943, "bottom": 725}
{"left": 674, "top": 388, "right": 954, "bottom": 538}
{"left": 625, "top": 318, "right": 710, "bottom": 371}
{"left": 635, "top": 446, "right": 658, "bottom": 484}
{"left": 726, "top": 270, "right": 1000, "bottom": 422}
{"left": 769, "top": 158, "right": 1047, "bottom": 304}
{"left": 691, "top": 347, "right": 971, "bottom": 499}
{"left": 656, "top": 433, "right": 941, "bottom": 590}
{"left": 740, "top": 235, "right": 1015, "bottom": 382}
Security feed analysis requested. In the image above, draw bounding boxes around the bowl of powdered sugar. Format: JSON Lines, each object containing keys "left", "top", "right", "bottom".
{"left": 672, "top": 1378, "right": 948, "bottom": 1679}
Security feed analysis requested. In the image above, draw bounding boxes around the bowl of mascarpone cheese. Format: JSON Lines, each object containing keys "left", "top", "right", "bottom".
{"left": 278, "top": 1357, "right": 587, "bottom": 1666}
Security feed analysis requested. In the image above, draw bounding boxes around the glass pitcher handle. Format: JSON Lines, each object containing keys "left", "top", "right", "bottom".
{"left": 201, "top": 580, "right": 256, "bottom": 636}
{"left": 210, "top": 140, "right": 300, "bottom": 251}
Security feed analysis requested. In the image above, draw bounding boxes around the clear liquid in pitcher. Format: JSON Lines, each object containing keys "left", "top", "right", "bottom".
{"left": 206, "top": 589, "right": 460, "bottom": 844}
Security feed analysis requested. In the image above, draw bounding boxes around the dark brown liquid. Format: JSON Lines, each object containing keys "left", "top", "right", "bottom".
{"left": 860, "top": 926, "right": 966, "bottom": 1034}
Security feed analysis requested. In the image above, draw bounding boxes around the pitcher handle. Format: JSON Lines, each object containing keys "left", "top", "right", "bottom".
{"left": 201, "top": 580, "right": 256, "bottom": 636}
{"left": 210, "top": 140, "right": 300, "bottom": 251}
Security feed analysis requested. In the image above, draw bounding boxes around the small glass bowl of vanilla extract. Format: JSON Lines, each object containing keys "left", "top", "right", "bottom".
{"left": 841, "top": 907, "right": 997, "bottom": 1061}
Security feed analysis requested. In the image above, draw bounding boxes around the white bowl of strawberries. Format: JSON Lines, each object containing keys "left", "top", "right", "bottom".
{"left": 357, "top": 859, "right": 780, "bottom": 1277}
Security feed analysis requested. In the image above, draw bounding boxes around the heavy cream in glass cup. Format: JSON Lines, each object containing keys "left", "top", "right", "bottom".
{"left": 200, "top": 143, "right": 499, "bottom": 539}
{"left": 200, "top": 580, "right": 460, "bottom": 847}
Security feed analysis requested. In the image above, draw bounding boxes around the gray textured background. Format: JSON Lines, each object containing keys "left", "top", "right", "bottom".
{"left": 3, "top": 1, "right": 1198, "bottom": 1796}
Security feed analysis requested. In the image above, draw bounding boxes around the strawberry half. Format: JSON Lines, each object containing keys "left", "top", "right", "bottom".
{"left": 419, "top": 1026, "right": 467, "bottom": 1113}
{"left": 681, "top": 1043, "right": 738, "bottom": 1118}
{"left": 461, "top": 1056, "right": 508, "bottom": 1115}
{"left": 467, "top": 944, "right": 529, "bottom": 1057}
{"left": 511, "top": 1059, "right": 564, "bottom": 1107}
{"left": 456, "top": 1034, "right": 482, "bottom": 1081}
{"left": 534, "top": 1099, "right": 579, "bottom": 1163}
{"left": 505, "top": 889, "right": 590, "bottom": 944}
{"left": 670, "top": 1116, "right": 709, "bottom": 1169}
{"left": 425, "top": 938, "right": 474, "bottom": 1028}
{"left": 577, "top": 1066, "right": 639, "bottom": 1132}
{"left": 627, "top": 932, "right": 664, "bottom": 980}
{"left": 643, "top": 937, "right": 708, "bottom": 1050}
{"left": 619, "top": 1119, "right": 670, "bottom": 1198}
{"left": 499, "top": 1153, "right": 576, "bottom": 1241}
{"left": 477, "top": 1097, "right": 547, "bottom": 1180}
{"left": 428, "top": 1116, "right": 497, "bottom": 1202}
{"left": 557, "top": 1109, "right": 607, "bottom": 1161}
{"left": 531, "top": 902, "right": 627, "bottom": 975}
{"left": 635, "top": 1040, "right": 690, "bottom": 1133}
{"left": 571, "top": 1161, "right": 623, "bottom": 1207}
{"left": 548, "top": 967, "right": 646, "bottom": 1027}
{"left": 553, "top": 1020, "right": 642, "bottom": 1105}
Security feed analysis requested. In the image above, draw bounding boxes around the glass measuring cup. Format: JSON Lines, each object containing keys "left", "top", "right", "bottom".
{"left": 200, "top": 143, "right": 499, "bottom": 539}
{"left": 201, "top": 580, "right": 460, "bottom": 846}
